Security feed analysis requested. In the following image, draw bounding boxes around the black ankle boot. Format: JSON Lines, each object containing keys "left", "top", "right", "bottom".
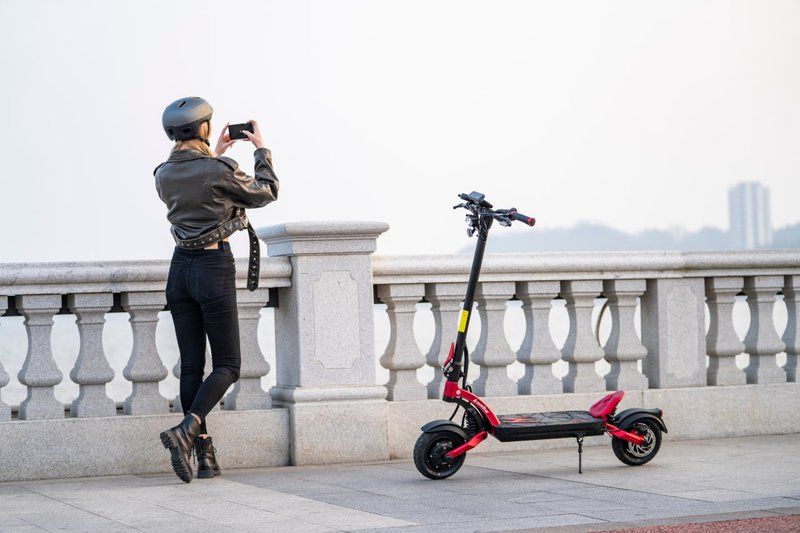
{"left": 160, "top": 413, "right": 201, "bottom": 483}
{"left": 194, "top": 436, "right": 221, "bottom": 479}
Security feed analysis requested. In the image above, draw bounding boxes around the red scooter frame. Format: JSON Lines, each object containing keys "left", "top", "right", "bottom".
{"left": 413, "top": 192, "right": 667, "bottom": 480}
{"left": 440, "top": 348, "right": 645, "bottom": 461}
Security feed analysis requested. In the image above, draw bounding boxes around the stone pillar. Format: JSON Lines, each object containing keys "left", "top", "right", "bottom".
{"left": 743, "top": 276, "right": 786, "bottom": 384}
{"left": 471, "top": 282, "right": 517, "bottom": 397}
{"left": 602, "top": 279, "right": 649, "bottom": 390}
{"left": 259, "top": 221, "right": 390, "bottom": 465}
{"left": 424, "top": 283, "right": 466, "bottom": 399}
{"left": 561, "top": 280, "right": 605, "bottom": 393}
{"left": 17, "top": 294, "right": 64, "bottom": 420}
{"left": 377, "top": 284, "right": 426, "bottom": 401}
{"left": 705, "top": 277, "right": 746, "bottom": 386}
{"left": 0, "top": 296, "right": 9, "bottom": 421}
{"left": 225, "top": 287, "right": 271, "bottom": 410}
{"left": 515, "top": 281, "right": 562, "bottom": 395}
{"left": 784, "top": 275, "right": 800, "bottom": 382}
{"left": 121, "top": 292, "right": 169, "bottom": 415}
{"left": 67, "top": 293, "right": 115, "bottom": 417}
{"left": 640, "top": 278, "right": 706, "bottom": 388}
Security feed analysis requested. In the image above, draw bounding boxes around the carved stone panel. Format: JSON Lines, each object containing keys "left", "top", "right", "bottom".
{"left": 310, "top": 270, "right": 360, "bottom": 370}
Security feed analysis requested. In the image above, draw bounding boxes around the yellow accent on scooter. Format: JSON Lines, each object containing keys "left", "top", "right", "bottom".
{"left": 458, "top": 310, "right": 469, "bottom": 332}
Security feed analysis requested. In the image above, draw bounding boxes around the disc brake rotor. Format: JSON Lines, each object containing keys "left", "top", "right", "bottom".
{"left": 626, "top": 423, "right": 656, "bottom": 458}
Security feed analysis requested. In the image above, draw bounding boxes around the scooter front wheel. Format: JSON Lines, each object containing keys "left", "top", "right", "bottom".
{"left": 612, "top": 419, "right": 662, "bottom": 466}
{"left": 413, "top": 430, "right": 466, "bottom": 480}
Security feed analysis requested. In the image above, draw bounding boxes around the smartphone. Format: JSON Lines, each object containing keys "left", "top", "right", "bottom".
{"left": 229, "top": 122, "right": 254, "bottom": 140}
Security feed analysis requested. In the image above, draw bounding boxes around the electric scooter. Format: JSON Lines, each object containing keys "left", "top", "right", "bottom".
{"left": 413, "top": 192, "right": 667, "bottom": 480}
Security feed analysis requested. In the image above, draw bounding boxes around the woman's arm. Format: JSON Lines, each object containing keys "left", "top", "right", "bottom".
{"left": 219, "top": 120, "right": 279, "bottom": 208}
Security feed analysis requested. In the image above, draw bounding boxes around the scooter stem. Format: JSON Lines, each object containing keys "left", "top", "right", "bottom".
{"left": 449, "top": 219, "right": 491, "bottom": 380}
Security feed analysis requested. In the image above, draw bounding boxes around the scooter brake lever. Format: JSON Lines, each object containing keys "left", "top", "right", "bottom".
{"left": 492, "top": 212, "right": 512, "bottom": 226}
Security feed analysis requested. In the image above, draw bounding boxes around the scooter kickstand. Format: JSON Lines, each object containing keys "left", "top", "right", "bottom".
{"left": 576, "top": 436, "right": 584, "bottom": 474}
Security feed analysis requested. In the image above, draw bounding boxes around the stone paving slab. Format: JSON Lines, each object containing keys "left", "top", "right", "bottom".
{"left": 0, "top": 434, "right": 798, "bottom": 532}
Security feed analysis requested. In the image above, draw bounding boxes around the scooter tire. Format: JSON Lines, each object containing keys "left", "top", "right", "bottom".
{"left": 413, "top": 430, "right": 466, "bottom": 480}
{"left": 612, "top": 419, "right": 662, "bottom": 466}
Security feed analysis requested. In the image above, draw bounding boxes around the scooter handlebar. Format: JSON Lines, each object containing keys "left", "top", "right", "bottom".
{"left": 509, "top": 209, "right": 536, "bottom": 227}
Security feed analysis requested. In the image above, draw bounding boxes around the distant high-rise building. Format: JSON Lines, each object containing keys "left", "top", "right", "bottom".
{"left": 728, "top": 182, "right": 772, "bottom": 249}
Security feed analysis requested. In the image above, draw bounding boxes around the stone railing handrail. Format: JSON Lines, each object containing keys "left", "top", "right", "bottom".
{"left": 0, "top": 257, "right": 292, "bottom": 295}
{"left": 372, "top": 249, "right": 800, "bottom": 284}
{"left": 258, "top": 220, "right": 390, "bottom": 257}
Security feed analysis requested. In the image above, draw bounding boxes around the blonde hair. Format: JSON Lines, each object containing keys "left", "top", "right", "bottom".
{"left": 172, "top": 121, "right": 215, "bottom": 157}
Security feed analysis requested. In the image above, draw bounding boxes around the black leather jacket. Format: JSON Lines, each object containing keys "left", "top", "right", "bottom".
{"left": 154, "top": 147, "right": 279, "bottom": 242}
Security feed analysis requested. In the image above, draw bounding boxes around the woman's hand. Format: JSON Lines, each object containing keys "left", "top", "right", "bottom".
{"left": 242, "top": 119, "right": 265, "bottom": 150}
{"left": 214, "top": 122, "right": 237, "bottom": 156}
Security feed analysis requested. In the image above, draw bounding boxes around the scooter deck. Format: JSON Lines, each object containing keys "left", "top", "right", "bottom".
{"left": 493, "top": 410, "right": 605, "bottom": 442}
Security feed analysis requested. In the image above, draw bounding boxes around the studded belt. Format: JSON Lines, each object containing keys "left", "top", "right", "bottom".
{"left": 172, "top": 209, "right": 261, "bottom": 291}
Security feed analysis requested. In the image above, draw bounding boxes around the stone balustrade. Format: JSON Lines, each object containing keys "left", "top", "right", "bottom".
{"left": 0, "top": 258, "right": 291, "bottom": 421}
{"left": 1, "top": 226, "right": 799, "bottom": 481}
{"left": 372, "top": 250, "right": 800, "bottom": 397}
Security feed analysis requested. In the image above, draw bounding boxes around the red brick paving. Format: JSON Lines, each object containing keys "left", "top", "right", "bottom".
{"left": 607, "top": 514, "right": 800, "bottom": 532}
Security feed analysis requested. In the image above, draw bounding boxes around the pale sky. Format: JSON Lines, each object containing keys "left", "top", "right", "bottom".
{"left": 1, "top": 0, "right": 798, "bottom": 262}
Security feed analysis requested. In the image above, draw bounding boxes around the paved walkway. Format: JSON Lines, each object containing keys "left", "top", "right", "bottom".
{"left": 1, "top": 434, "right": 799, "bottom": 532}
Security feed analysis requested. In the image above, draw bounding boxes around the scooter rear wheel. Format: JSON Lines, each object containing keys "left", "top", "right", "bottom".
{"left": 612, "top": 419, "right": 662, "bottom": 466}
{"left": 413, "top": 430, "right": 466, "bottom": 480}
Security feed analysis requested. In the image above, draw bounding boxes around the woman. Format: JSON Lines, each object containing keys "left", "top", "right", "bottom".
{"left": 154, "top": 96, "right": 279, "bottom": 483}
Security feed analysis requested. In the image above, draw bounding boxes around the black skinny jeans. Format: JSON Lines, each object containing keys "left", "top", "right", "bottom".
{"left": 166, "top": 242, "right": 241, "bottom": 432}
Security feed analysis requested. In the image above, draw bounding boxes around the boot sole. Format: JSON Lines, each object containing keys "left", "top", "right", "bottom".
{"left": 160, "top": 431, "right": 193, "bottom": 483}
{"left": 197, "top": 469, "right": 215, "bottom": 479}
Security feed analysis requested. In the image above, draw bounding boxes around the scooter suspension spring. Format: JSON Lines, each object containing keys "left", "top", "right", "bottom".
{"left": 463, "top": 411, "right": 478, "bottom": 435}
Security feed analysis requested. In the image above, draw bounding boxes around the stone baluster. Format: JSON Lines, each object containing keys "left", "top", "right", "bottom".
{"left": 378, "top": 284, "right": 427, "bottom": 400}
{"left": 424, "top": 283, "right": 466, "bottom": 399}
{"left": 515, "top": 281, "right": 562, "bottom": 395}
{"left": 121, "top": 292, "right": 169, "bottom": 415}
{"left": 561, "top": 280, "right": 605, "bottom": 392}
{"left": 784, "top": 276, "right": 799, "bottom": 382}
{"left": 67, "top": 293, "right": 115, "bottom": 417}
{"left": 225, "top": 287, "right": 271, "bottom": 410}
{"left": 705, "top": 277, "right": 746, "bottom": 386}
{"left": 0, "top": 296, "right": 9, "bottom": 420}
{"left": 16, "top": 294, "right": 64, "bottom": 419}
{"left": 602, "top": 279, "right": 648, "bottom": 390}
{"left": 743, "top": 276, "right": 786, "bottom": 384}
{"left": 472, "top": 282, "right": 517, "bottom": 397}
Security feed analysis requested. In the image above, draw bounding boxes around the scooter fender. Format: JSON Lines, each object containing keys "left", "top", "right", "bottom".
{"left": 612, "top": 408, "right": 668, "bottom": 433}
{"left": 420, "top": 420, "right": 469, "bottom": 440}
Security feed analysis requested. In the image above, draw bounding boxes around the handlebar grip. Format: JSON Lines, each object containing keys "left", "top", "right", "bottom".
{"left": 510, "top": 210, "right": 536, "bottom": 227}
